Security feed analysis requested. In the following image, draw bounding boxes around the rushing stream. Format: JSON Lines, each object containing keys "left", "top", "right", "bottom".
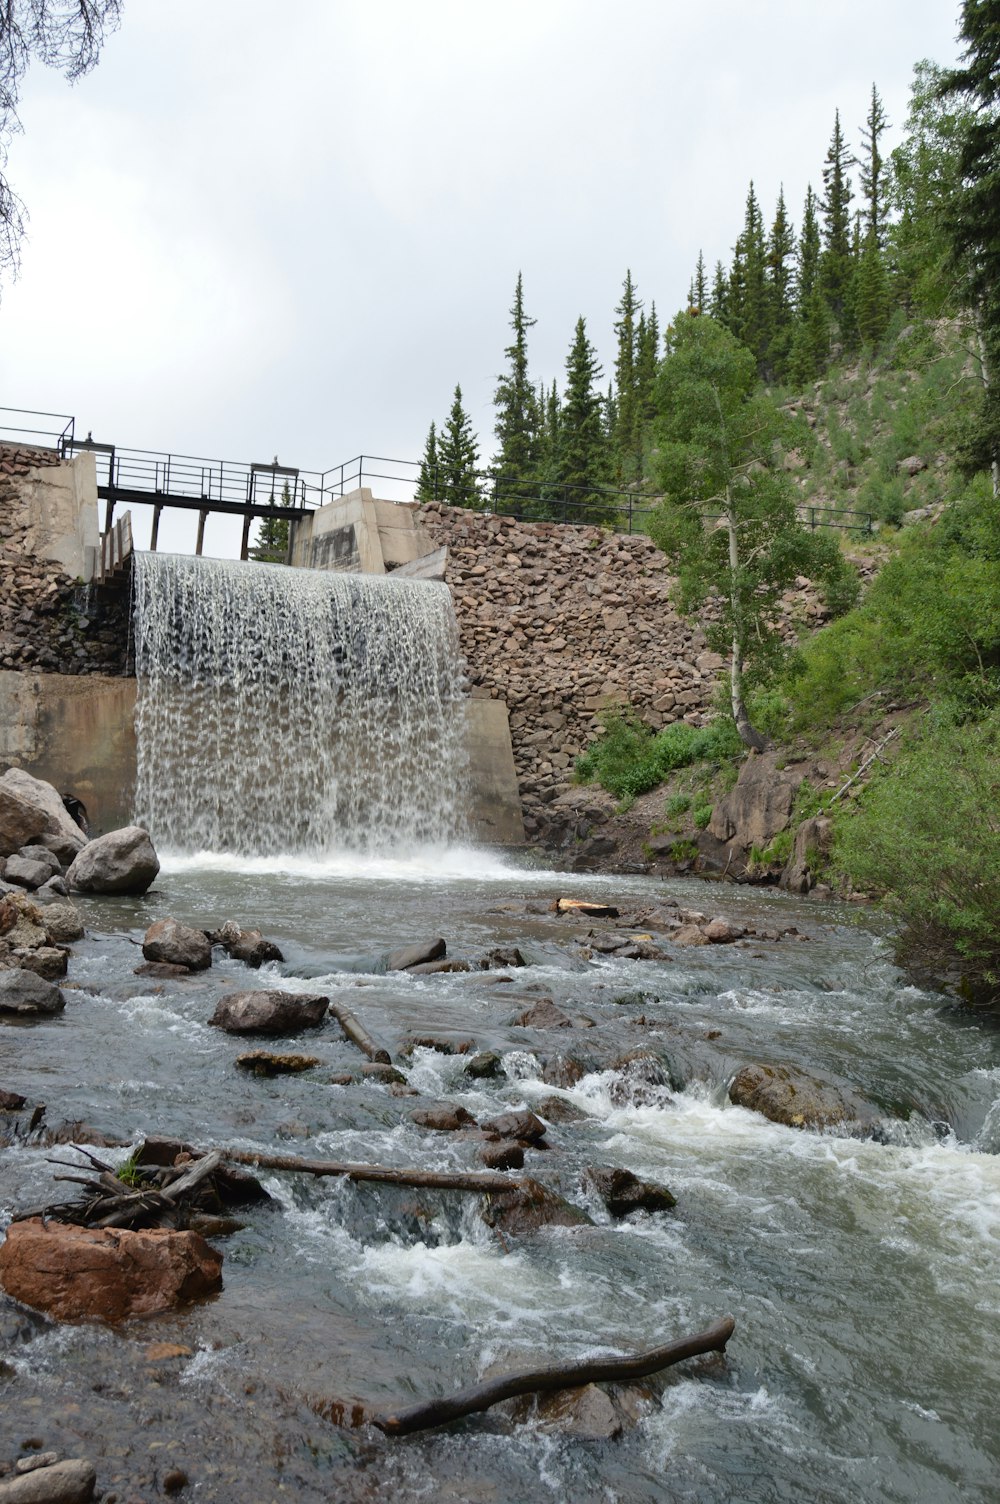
{"left": 2, "top": 856, "right": 999, "bottom": 1503}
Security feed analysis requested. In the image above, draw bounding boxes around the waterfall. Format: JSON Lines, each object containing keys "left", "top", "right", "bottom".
{"left": 131, "top": 552, "right": 469, "bottom": 856}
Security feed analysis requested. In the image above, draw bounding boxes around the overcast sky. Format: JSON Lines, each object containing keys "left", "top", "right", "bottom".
{"left": 0, "top": 0, "right": 962, "bottom": 556}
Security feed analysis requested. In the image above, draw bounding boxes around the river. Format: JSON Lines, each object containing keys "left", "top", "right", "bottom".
{"left": 1, "top": 851, "right": 998, "bottom": 1503}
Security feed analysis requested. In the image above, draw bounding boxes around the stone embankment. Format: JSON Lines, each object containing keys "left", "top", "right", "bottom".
{"left": 417, "top": 505, "right": 723, "bottom": 840}
{"left": 0, "top": 446, "right": 127, "bottom": 676}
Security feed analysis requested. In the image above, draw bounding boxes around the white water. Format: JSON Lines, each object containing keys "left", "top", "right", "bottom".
{"left": 131, "top": 551, "right": 470, "bottom": 857}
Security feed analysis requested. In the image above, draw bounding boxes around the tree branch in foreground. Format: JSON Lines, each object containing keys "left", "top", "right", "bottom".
{"left": 371, "top": 1315, "right": 736, "bottom": 1436}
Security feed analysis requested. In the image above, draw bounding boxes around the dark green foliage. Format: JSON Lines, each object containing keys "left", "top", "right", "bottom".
{"left": 890, "top": 61, "right": 970, "bottom": 316}
{"left": 835, "top": 710, "right": 1000, "bottom": 1002}
{"left": 689, "top": 251, "right": 708, "bottom": 311}
{"left": 415, "top": 420, "right": 439, "bottom": 501}
{"left": 819, "top": 110, "right": 857, "bottom": 342}
{"left": 765, "top": 187, "right": 796, "bottom": 381}
{"left": 493, "top": 272, "right": 542, "bottom": 509}
{"left": 859, "top": 84, "right": 891, "bottom": 245}
{"left": 613, "top": 270, "right": 643, "bottom": 487}
{"left": 635, "top": 303, "right": 660, "bottom": 428}
{"left": 575, "top": 708, "right": 742, "bottom": 802}
{"left": 249, "top": 480, "right": 291, "bottom": 563}
{"left": 437, "top": 385, "right": 481, "bottom": 508}
{"left": 726, "top": 182, "right": 769, "bottom": 369}
{"left": 556, "top": 316, "right": 612, "bottom": 521}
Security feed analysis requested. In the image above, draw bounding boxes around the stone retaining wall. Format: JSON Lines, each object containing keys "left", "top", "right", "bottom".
{"left": 416, "top": 504, "right": 725, "bottom": 837}
{"left": 0, "top": 446, "right": 128, "bottom": 676}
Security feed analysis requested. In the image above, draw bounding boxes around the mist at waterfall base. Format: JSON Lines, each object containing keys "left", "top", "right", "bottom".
{"left": 1, "top": 557, "right": 998, "bottom": 1501}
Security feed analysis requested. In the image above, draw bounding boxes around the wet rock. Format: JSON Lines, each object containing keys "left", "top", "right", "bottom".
{"left": 584, "top": 1166, "right": 677, "bottom": 1216}
{"left": 212, "top": 921, "right": 284, "bottom": 968}
{"left": 400, "top": 1034, "right": 475, "bottom": 1055}
{"left": 15, "top": 1453, "right": 60, "bottom": 1474}
{"left": 387, "top": 938, "right": 446, "bottom": 971}
{"left": 405, "top": 958, "right": 471, "bottom": 974}
{"left": 40, "top": 902, "right": 84, "bottom": 944}
{"left": 481, "top": 1178, "right": 591, "bottom": 1235}
{"left": 162, "top": 1468, "right": 189, "bottom": 1495}
{"left": 527, "top": 1383, "right": 624, "bottom": 1439}
{"left": 0, "top": 891, "right": 48, "bottom": 950}
{"left": 482, "top": 1109, "right": 547, "bottom": 1145}
{"left": 607, "top": 1051, "right": 674, "bottom": 1106}
{"left": 235, "top": 1051, "right": 321, "bottom": 1075}
{"left": 0, "top": 768, "right": 87, "bottom": 863}
{"left": 4, "top": 855, "right": 55, "bottom": 891}
{"left": 133, "top": 961, "right": 195, "bottom": 979}
{"left": 541, "top": 1054, "right": 587, "bottom": 1087}
{"left": 209, "top": 990, "right": 328, "bottom": 1035}
{"left": 479, "top": 1141, "right": 525, "bottom": 1171}
{"left": 669, "top": 924, "right": 710, "bottom": 947}
{"left": 65, "top": 826, "right": 159, "bottom": 896}
{"left": 0, "top": 967, "right": 65, "bottom": 1016}
{"left": 133, "top": 1139, "right": 270, "bottom": 1205}
{"left": 411, "top": 1105, "right": 477, "bottom": 1132}
{"left": 143, "top": 918, "right": 212, "bottom": 972}
{"left": 11, "top": 946, "right": 67, "bottom": 981}
{"left": 702, "top": 917, "right": 745, "bottom": 943}
{"left": 359, "top": 1061, "right": 407, "bottom": 1085}
{"left": 0, "top": 1457, "right": 97, "bottom": 1503}
{"left": 479, "top": 946, "right": 525, "bottom": 969}
{"left": 32, "top": 877, "right": 69, "bottom": 901}
{"left": 536, "top": 1095, "right": 588, "bottom": 1124}
{"left": 554, "top": 898, "right": 619, "bottom": 918}
{"left": 328, "top": 1072, "right": 354, "bottom": 1086}
{"left": 465, "top": 1050, "right": 503, "bottom": 1080}
{"left": 0, "top": 1088, "right": 27, "bottom": 1109}
{"left": 0, "top": 1219, "right": 223, "bottom": 1322}
{"left": 513, "top": 998, "right": 573, "bottom": 1029}
{"left": 728, "top": 1062, "right": 879, "bottom": 1132}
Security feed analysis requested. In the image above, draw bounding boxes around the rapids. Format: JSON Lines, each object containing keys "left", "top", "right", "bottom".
{"left": 2, "top": 860, "right": 999, "bottom": 1503}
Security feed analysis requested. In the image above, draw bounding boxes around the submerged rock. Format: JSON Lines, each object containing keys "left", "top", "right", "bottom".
{"left": 66, "top": 826, "right": 159, "bottom": 896}
{"left": 480, "top": 1178, "right": 591, "bottom": 1236}
{"left": 479, "top": 1141, "right": 525, "bottom": 1171}
{"left": 387, "top": 938, "right": 447, "bottom": 970}
{"left": 465, "top": 1050, "right": 504, "bottom": 1080}
{"left": 235, "top": 1050, "right": 321, "bottom": 1075}
{"left": 0, "top": 1218, "right": 222, "bottom": 1322}
{"left": 513, "top": 998, "right": 573, "bottom": 1029}
{"left": 143, "top": 918, "right": 212, "bottom": 972}
{"left": 212, "top": 920, "right": 284, "bottom": 967}
{"left": 411, "top": 1105, "right": 477, "bottom": 1132}
{"left": 728, "top": 1061, "right": 880, "bottom": 1133}
{"left": 209, "top": 990, "right": 328, "bottom": 1035}
{"left": 482, "top": 1109, "right": 547, "bottom": 1145}
{"left": 584, "top": 1166, "right": 677, "bottom": 1217}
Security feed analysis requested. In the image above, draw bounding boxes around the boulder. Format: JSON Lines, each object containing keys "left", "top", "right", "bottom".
{"left": 142, "top": 918, "right": 212, "bottom": 972}
{"left": 702, "top": 917, "right": 745, "bottom": 943}
{"left": 0, "top": 967, "right": 65, "bottom": 1016}
{"left": 0, "top": 1458, "right": 97, "bottom": 1503}
{"left": 2, "top": 855, "right": 53, "bottom": 891}
{"left": 41, "top": 903, "right": 85, "bottom": 944}
{"left": 479, "top": 1141, "right": 525, "bottom": 1171}
{"left": 387, "top": 938, "right": 447, "bottom": 970}
{"left": 66, "top": 826, "right": 159, "bottom": 896}
{"left": 208, "top": 989, "right": 328, "bottom": 1035}
{"left": 709, "top": 751, "right": 803, "bottom": 850}
{"left": 0, "top": 891, "right": 48, "bottom": 950}
{"left": 17, "top": 845, "right": 61, "bottom": 876}
{"left": 212, "top": 920, "right": 284, "bottom": 967}
{"left": 0, "top": 769, "right": 87, "bottom": 863}
{"left": 608, "top": 1051, "right": 674, "bottom": 1106}
{"left": 235, "top": 1051, "right": 321, "bottom": 1075}
{"left": 0, "top": 1218, "right": 222, "bottom": 1322}
{"left": 12, "top": 946, "right": 68, "bottom": 981}
{"left": 480, "top": 1178, "right": 591, "bottom": 1236}
{"left": 513, "top": 998, "right": 573, "bottom": 1029}
{"left": 584, "top": 1166, "right": 677, "bottom": 1217}
{"left": 411, "top": 1105, "right": 477, "bottom": 1132}
{"left": 0, "top": 1088, "right": 27, "bottom": 1109}
{"left": 526, "top": 1383, "right": 624, "bottom": 1439}
{"left": 728, "top": 1062, "right": 879, "bottom": 1132}
{"left": 780, "top": 815, "right": 834, "bottom": 895}
{"left": 33, "top": 876, "right": 69, "bottom": 901}
{"left": 482, "top": 1109, "right": 547, "bottom": 1145}
{"left": 465, "top": 1050, "right": 504, "bottom": 1080}
{"left": 897, "top": 453, "right": 928, "bottom": 476}
{"left": 541, "top": 1054, "right": 586, "bottom": 1088}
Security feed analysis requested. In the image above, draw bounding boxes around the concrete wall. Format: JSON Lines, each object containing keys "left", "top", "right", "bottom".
{"left": 0, "top": 671, "right": 137, "bottom": 835}
{"left": 289, "top": 490, "right": 442, "bottom": 575}
{"left": 464, "top": 698, "right": 525, "bottom": 845}
{"left": 20, "top": 451, "right": 100, "bottom": 582}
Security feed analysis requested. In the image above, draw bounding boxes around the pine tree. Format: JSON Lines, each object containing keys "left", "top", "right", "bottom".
{"left": 789, "top": 186, "right": 829, "bottom": 383}
{"left": 250, "top": 481, "right": 291, "bottom": 563}
{"left": 765, "top": 187, "right": 797, "bottom": 382}
{"left": 819, "top": 109, "right": 857, "bottom": 341}
{"left": 856, "top": 226, "right": 891, "bottom": 345}
{"left": 859, "top": 84, "right": 891, "bottom": 246}
{"left": 689, "top": 250, "right": 708, "bottom": 311}
{"left": 437, "top": 385, "right": 481, "bottom": 508}
{"left": 415, "top": 421, "right": 439, "bottom": 501}
{"left": 729, "top": 182, "right": 769, "bottom": 369}
{"left": 709, "top": 260, "right": 728, "bottom": 321}
{"left": 613, "top": 269, "right": 643, "bottom": 487}
{"left": 889, "top": 61, "right": 970, "bottom": 316}
{"left": 557, "top": 317, "right": 611, "bottom": 521}
{"left": 493, "top": 272, "right": 541, "bottom": 511}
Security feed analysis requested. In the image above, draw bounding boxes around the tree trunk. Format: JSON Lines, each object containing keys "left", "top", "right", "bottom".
{"left": 725, "top": 494, "right": 768, "bottom": 752}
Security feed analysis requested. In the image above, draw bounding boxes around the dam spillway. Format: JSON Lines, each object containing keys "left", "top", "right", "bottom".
{"left": 131, "top": 552, "right": 469, "bottom": 856}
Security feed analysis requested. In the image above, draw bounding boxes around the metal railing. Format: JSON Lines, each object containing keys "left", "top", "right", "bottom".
{"left": 0, "top": 406, "right": 75, "bottom": 451}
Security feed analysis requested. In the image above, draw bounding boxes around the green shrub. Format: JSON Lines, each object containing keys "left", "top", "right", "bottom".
{"left": 835, "top": 711, "right": 1000, "bottom": 1002}
{"left": 575, "top": 710, "right": 743, "bottom": 801}
{"left": 692, "top": 803, "right": 712, "bottom": 830}
{"left": 664, "top": 793, "right": 691, "bottom": 817}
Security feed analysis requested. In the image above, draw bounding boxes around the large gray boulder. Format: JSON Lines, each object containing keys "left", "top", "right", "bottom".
{"left": 0, "top": 967, "right": 66, "bottom": 1016}
{"left": 709, "top": 750, "right": 804, "bottom": 851}
{"left": 3, "top": 855, "right": 54, "bottom": 891}
{"left": 209, "top": 990, "right": 328, "bottom": 1035}
{"left": 0, "top": 768, "right": 87, "bottom": 863}
{"left": 66, "top": 827, "right": 159, "bottom": 896}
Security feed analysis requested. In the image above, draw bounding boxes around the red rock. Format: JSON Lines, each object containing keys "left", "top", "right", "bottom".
{"left": 142, "top": 917, "right": 212, "bottom": 971}
{"left": 0, "top": 1218, "right": 222, "bottom": 1322}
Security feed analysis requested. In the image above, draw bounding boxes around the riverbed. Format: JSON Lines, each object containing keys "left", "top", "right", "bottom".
{"left": 2, "top": 853, "right": 998, "bottom": 1503}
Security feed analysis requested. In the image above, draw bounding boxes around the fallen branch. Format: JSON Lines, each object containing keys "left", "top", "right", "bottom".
{"left": 371, "top": 1315, "right": 736, "bottom": 1436}
{"left": 327, "top": 1001, "right": 392, "bottom": 1064}
{"left": 221, "top": 1147, "right": 524, "bottom": 1194}
{"left": 827, "top": 727, "right": 899, "bottom": 806}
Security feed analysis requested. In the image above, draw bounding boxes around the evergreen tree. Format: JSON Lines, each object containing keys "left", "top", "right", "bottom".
{"left": 689, "top": 250, "right": 708, "bottom": 311}
{"left": 939, "top": 0, "right": 1000, "bottom": 485}
{"left": 856, "top": 226, "right": 891, "bottom": 345}
{"left": 859, "top": 84, "right": 891, "bottom": 246}
{"left": 729, "top": 182, "right": 769, "bottom": 368}
{"left": 765, "top": 187, "right": 796, "bottom": 382}
{"left": 415, "top": 420, "right": 439, "bottom": 501}
{"left": 437, "top": 385, "right": 481, "bottom": 508}
{"left": 819, "top": 109, "right": 857, "bottom": 341}
{"left": 557, "top": 316, "right": 611, "bottom": 521}
{"left": 613, "top": 269, "right": 643, "bottom": 487}
{"left": 635, "top": 303, "right": 660, "bottom": 435}
{"left": 890, "top": 60, "right": 970, "bottom": 316}
{"left": 250, "top": 481, "right": 291, "bottom": 563}
{"left": 536, "top": 379, "right": 563, "bottom": 511}
{"left": 493, "top": 271, "right": 541, "bottom": 510}
{"left": 789, "top": 186, "right": 829, "bottom": 383}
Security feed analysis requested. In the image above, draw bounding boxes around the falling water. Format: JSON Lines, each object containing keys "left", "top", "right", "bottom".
{"left": 131, "top": 552, "right": 469, "bottom": 856}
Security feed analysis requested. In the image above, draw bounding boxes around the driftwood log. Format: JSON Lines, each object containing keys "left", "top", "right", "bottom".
{"left": 15, "top": 1147, "right": 232, "bottom": 1229}
{"left": 222, "top": 1147, "right": 525, "bottom": 1194}
{"left": 327, "top": 1001, "right": 392, "bottom": 1064}
{"left": 372, "top": 1316, "right": 736, "bottom": 1436}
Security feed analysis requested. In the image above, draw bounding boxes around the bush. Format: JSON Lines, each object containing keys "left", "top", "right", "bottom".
{"left": 575, "top": 710, "right": 742, "bottom": 801}
{"left": 835, "top": 711, "right": 1000, "bottom": 1002}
